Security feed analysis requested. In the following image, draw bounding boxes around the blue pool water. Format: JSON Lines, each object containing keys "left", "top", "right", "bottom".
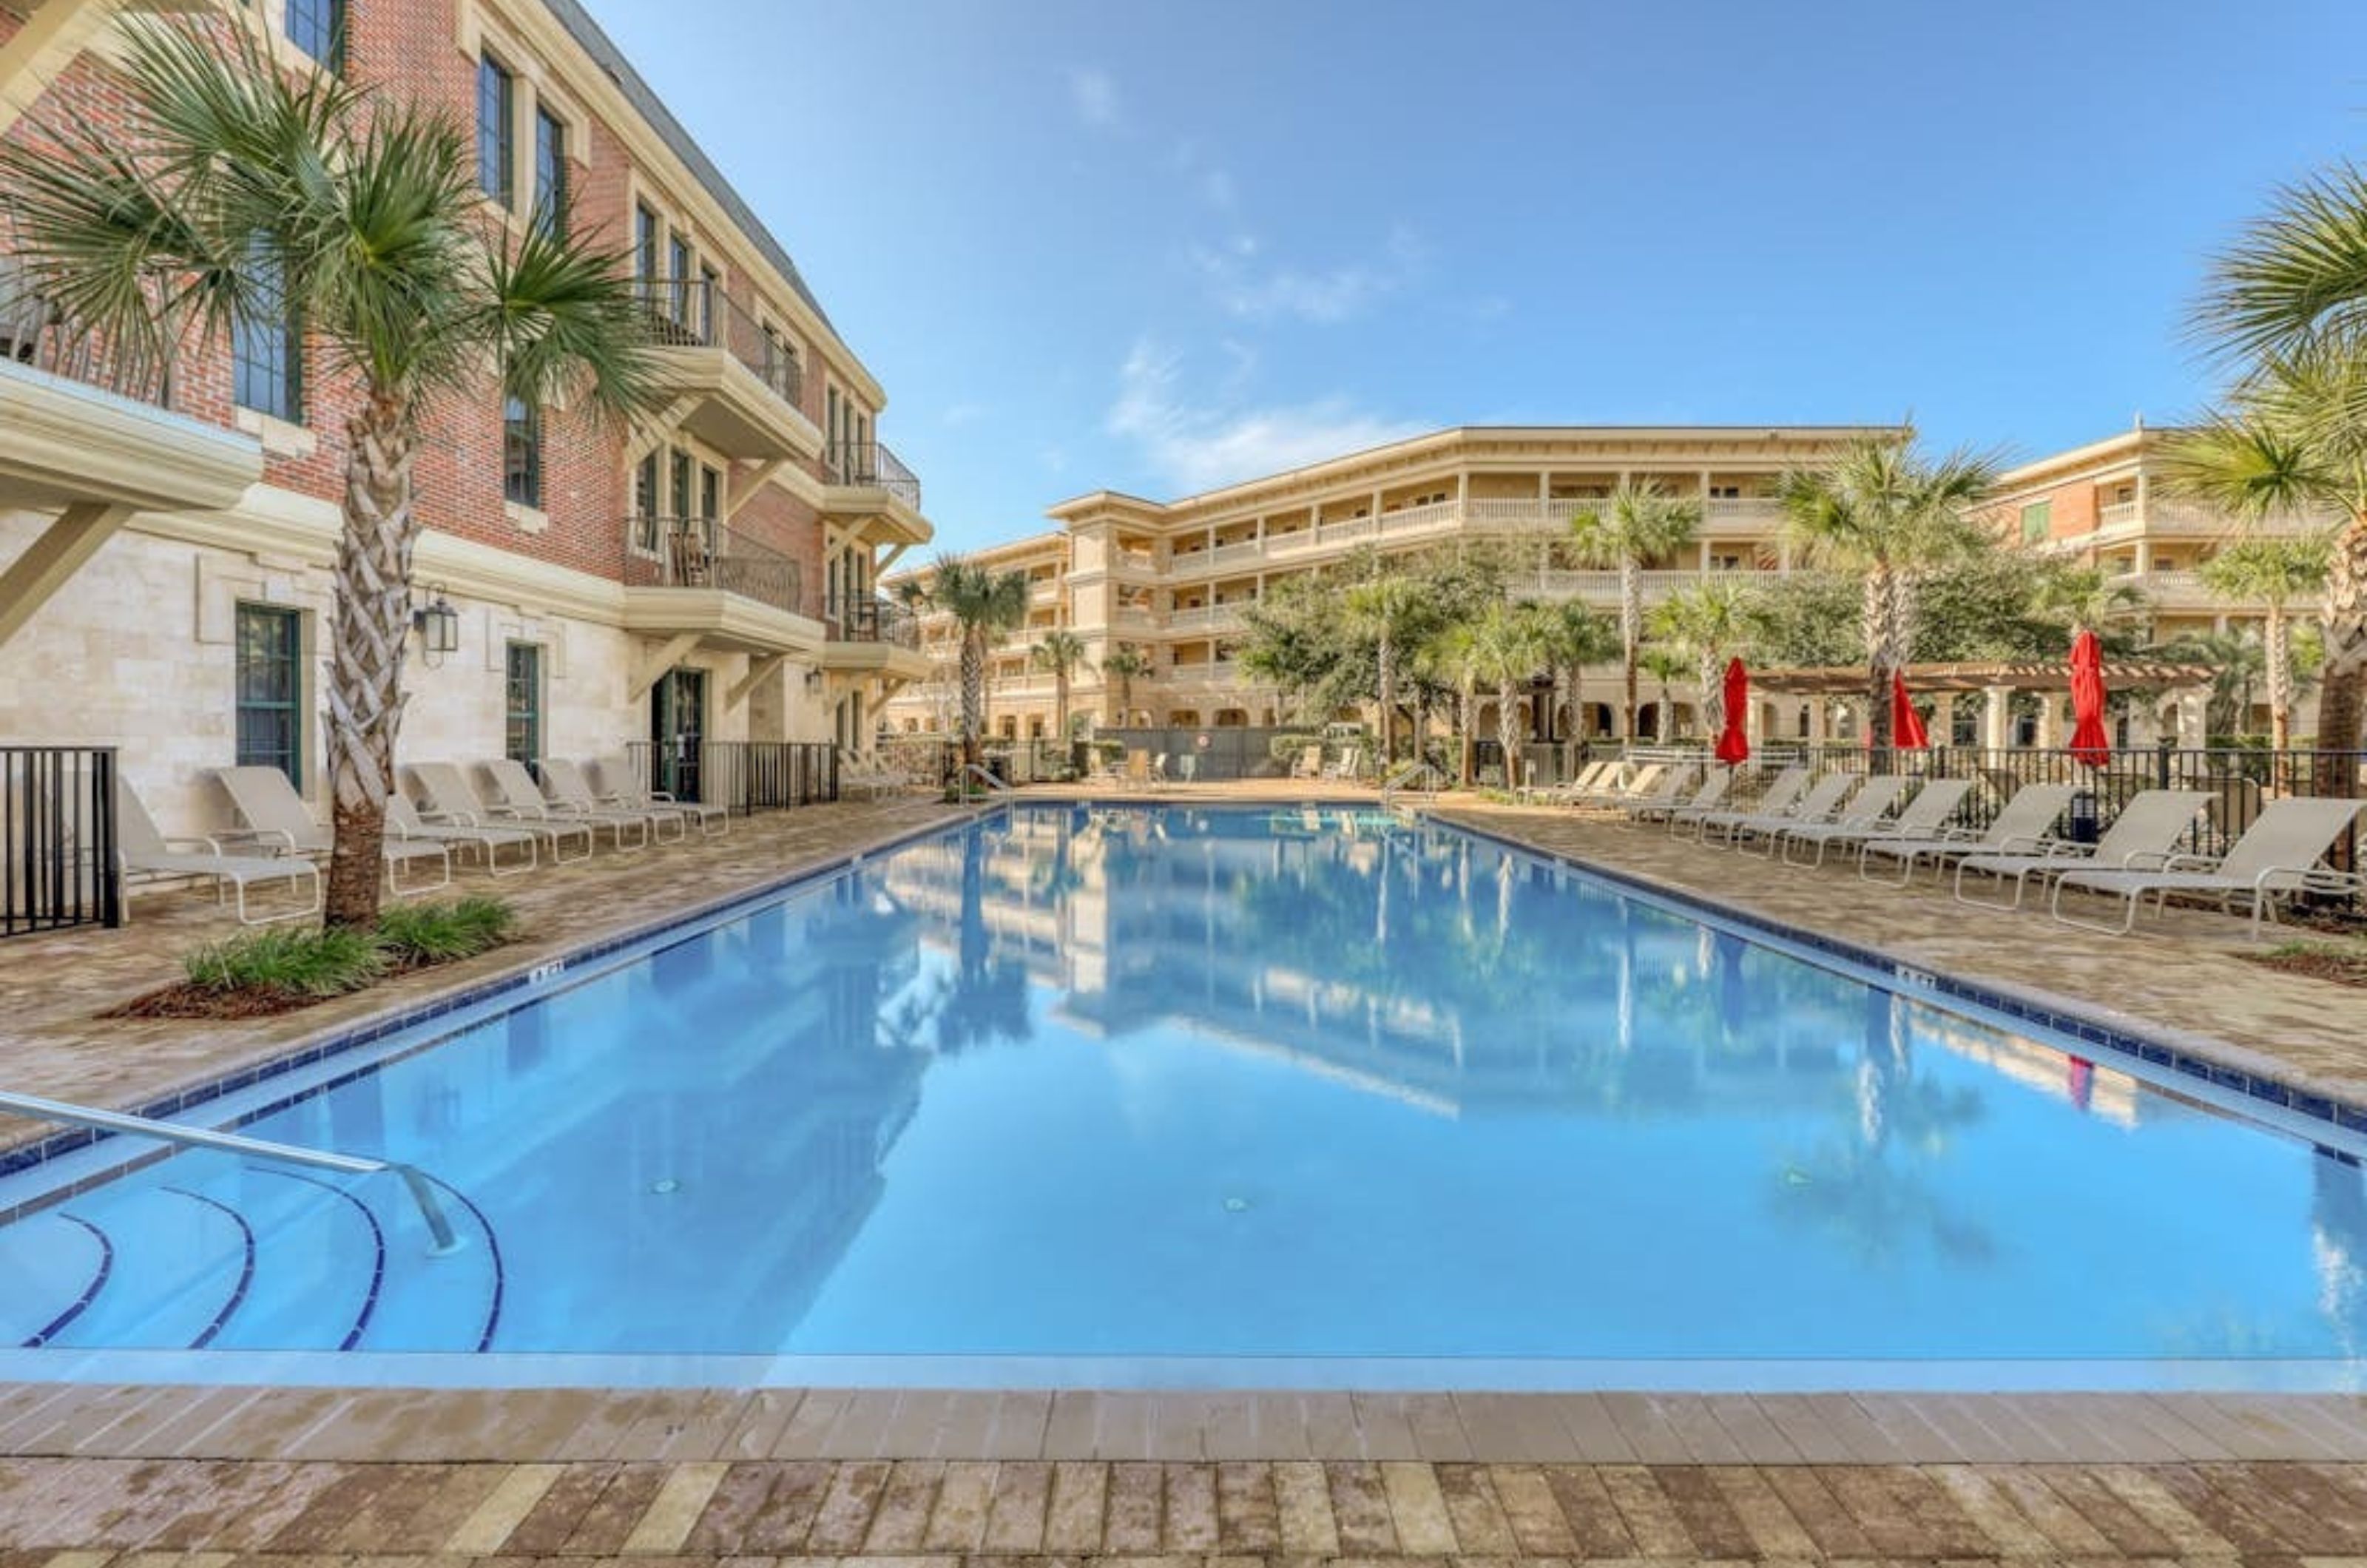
{"left": 2, "top": 803, "right": 2363, "bottom": 1388}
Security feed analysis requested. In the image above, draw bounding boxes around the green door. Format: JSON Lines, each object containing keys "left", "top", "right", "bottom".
{"left": 651, "top": 667, "right": 706, "bottom": 802}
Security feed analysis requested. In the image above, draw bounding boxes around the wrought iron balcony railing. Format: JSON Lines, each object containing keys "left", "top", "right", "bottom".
{"left": 826, "top": 595, "right": 922, "bottom": 649}
{"left": 1, "top": 255, "right": 177, "bottom": 407}
{"left": 624, "top": 515, "right": 805, "bottom": 617}
{"left": 635, "top": 277, "right": 803, "bottom": 410}
{"left": 825, "top": 439, "right": 922, "bottom": 510}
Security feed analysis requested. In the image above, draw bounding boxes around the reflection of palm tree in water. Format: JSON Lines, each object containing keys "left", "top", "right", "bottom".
{"left": 2313, "top": 1158, "right": 2367, "bottom": 1356}
{"left": 1777, "top": 987, "right": 1996, "bottom": 1267}
{"left": 923, "top": 828, "right": 1033, "bottom": 1052}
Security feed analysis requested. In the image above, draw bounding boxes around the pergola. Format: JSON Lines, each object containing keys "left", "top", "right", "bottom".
{"left": 1746, "top": 660, "right": 2219, "bottom": 748}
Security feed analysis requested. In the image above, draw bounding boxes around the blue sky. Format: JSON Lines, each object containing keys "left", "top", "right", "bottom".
{"left": 587, "top": 0, "right": 2367, "bottom": 552}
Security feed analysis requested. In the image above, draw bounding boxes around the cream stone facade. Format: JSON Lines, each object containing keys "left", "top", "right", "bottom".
{"left": 0, "top": 0, "right": 932, "bottom": 842}
{"left": 887, "top": 422, "right": 2349, "bottom": 750}
{"left": 885, "top": 425, "right": 1897, "bottom": 743}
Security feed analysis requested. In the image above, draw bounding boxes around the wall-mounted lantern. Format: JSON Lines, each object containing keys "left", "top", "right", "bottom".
{"left": 411, "top": 584, "right": 461, "bottom": 668}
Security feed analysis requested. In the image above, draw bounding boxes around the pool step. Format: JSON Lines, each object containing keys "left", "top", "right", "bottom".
{"left": 44, "top": 1186, "right": 251, "bottom": 1350}
{"left": 0, "top": 1210, "right": 112, "bottom": 1348}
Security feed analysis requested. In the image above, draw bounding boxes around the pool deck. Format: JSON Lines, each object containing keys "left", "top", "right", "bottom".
{"left": 7, "top": 783, "right": 2367, "bottom": 1544}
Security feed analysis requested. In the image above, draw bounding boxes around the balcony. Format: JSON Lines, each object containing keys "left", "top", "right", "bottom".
{"left": 2107, "top": 569, "right": 2218, "bottom": 610}
{"left": 823, "top": 594, "right": 931, "bottom": 680}
{"left": 621, "top": 515, "right": 821, "bottom": 655}
{"left": 0, "top": 272, "right": 260, "bottom": 513}
{"left": 1166, "top": 603, "right": 1247, "bottom": 633}
{"left": 1525, "top": 567, "right": 1788, "bottom": 604}
{"left": 638, "top": 277, "right": 818, "bottom": 462}
{"left": 824, "top": 441, "right": 922, "bottom": 510}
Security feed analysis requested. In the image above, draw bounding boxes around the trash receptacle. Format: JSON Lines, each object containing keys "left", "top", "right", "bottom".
{"left": 2068, "top": 788, "right": 2099, "bottom": 845}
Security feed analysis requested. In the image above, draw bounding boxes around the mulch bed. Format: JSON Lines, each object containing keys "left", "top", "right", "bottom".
{"left": 2246, "top": 945, "right": 2367, "bottom": 990}
{"left": 101, "top": 948, "right": 497, "bottom": 1021}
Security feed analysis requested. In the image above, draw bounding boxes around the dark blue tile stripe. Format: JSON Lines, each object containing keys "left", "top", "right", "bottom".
{"left": 18, "top": 1212, "right": 112, "bottom": 1349}
{"left": 162, "top": 1187, "right": 256, "bottom": 1349}
{"left": 1436, "top": 811, "right": 2367, "bottom": 1138}
{"left": 249, "top": 1166, "right": 385, "bottom": 1351}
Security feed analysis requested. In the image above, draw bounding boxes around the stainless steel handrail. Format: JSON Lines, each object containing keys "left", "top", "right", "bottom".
{"left": 1380, "top": 761, "right": 1448, "bottom": 808}
{"left": 958, "top": 763, "right": 1011, "bottom": 800}
{"left": 0, "top": 1089, "right": 463, "bottom": 1254}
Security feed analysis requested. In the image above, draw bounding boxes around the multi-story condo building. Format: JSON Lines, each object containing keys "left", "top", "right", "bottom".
{"left": 0, "top": 0, "right": 932, "bottom": 835}
{"left": 888, "top": 422, "right": 2343, "bottom": 749}
{"left": 1984, "top": 423, "right": 2337, "bottom": 740}
{"left": 886, "top": 426, "right": 1894, "bottom": 744}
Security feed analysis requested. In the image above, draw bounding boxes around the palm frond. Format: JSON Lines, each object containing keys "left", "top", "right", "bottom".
{"left": 2195, "top": 163, "right": 2367, "bottom": 362}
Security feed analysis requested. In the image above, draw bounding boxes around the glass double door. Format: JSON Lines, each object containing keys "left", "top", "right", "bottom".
{"left": 651, "top": 667, "right": 705, "bottom": 802}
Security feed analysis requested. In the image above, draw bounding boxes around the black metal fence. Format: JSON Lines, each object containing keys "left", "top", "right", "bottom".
{"left": 1095, "top": 726, "right": 1302, "bottom": 781}
{"left": 2, "top": 747, "right": 120, "bottom": 937}
{"left": 622, "top": 740, "right": 837, "bottom": 813}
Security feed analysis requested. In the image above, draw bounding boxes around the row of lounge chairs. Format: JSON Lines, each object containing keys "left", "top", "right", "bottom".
{"left": 1544, "top": 758, "right": 2367, "bottom": 939}
{"left": 115, "top": 757, "right": 728, "bottom": 924}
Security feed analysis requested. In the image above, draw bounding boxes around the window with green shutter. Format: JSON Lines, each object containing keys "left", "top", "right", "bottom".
{"left": 504, "top": 643, "right": 542, "bottom": 765}
{"left": 2019, "top": 501, "right": 2052, "bottom": 544}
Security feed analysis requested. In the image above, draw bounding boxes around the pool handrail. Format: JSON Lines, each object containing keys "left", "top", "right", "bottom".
{"left": 0, "top": 1087, "right": 463, "bottom": 1254}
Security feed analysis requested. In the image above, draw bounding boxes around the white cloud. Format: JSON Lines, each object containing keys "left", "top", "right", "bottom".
{"left": 1189, "top": 225, "right": 1425, "bottom": 325}
{"left": 1070, "top": 68, "right": 1121, "bottom": 130}
{"left": 1107, "top": 340, "right": 1420, "bottom": 494}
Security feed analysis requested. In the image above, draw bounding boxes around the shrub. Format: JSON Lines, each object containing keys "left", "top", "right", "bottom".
{"left": 376, "top": 896, "right": 519, "bottom": 963}
{"left": 183, "top": 926, "right": 388, "bottom": 998}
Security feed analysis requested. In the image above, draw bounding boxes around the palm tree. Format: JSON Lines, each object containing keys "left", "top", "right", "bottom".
{"left": 1638, "top": 646, "right": 1690, "bottom": 740}
{"left": 2162, "top": 374, "right": 2367, "bottom": 763}
{"left": 0, "top": 22, "right": 659, "bottom": 927}
{"left": 1030, "top": 629, "right": 1092, "bottom": 740}
{"left": 1534, "top": 599, "right": 1618, "bottom": 750}
{"left": 1099, "top": 644, "right": 1152, "bottom": 726}
{"left": 1340, "top": 572, "right": 1431, "bottom": 765}
{"left": 925, "top": 556, "right": 1028, "bottom": 768}
{"left": 1648, "top": 578, "right": 1752, "bottom": 739}
{"left": 1776, "top": 436, "right": 1999, "bottom": 766}
{"left": 1567, "top": 480, "right": 1702, "bottom": 737}
{"left": 2198, "top": 534, "right": 2335, "bottom": 747}
{"left": 2031, "top": 564, "right": 2147, "bottom": 638}
{"left": 1439, "top": 603, "right": 1550, "bottom": 790}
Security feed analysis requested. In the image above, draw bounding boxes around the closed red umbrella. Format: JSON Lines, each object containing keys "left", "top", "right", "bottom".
{"left": 1714, "top": 658, "right": 1750, "bottom": 763}
{"left": 1890, "top": 671, "right": 1929, "bottom": 749}
{"left": 2069, "top": 628, "right": 2110, "bottom": 767}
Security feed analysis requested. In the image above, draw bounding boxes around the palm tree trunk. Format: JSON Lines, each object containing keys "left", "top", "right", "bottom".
{"left": 959, "top": 632, "right": 984, "bottom": 770}
{"left": 323, "top": 391, "right": 416, "bottom": 930}
{"left": 1458, "top": 684, "right": 1477, "bottom": 785}
{"left": 2317, "top": 516, "right": 2367, "bottom": 786}
{"left": 1496, "top": 678, "right": 1523, "bottom": 791}
{"left": 2266, "top": 603, "right": 2293, "bottom": 752}
{"left": 1863, "top": 567, "right": 1894, "bottom": 771}
{"left": 1377, "top": 635, "right": 1396, "bottom": 766}
{"left": 1054, "top": 670, "right": 1069, "bottom": 740}
{"left": 1620, "top": 561, "right": 1641, "bottom": 739}
{"left": 1697, "top": 650, "right": 1722, "bottom": 737}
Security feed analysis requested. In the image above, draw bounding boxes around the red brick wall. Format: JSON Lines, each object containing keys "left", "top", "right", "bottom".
{"left": 1, "top": 0, "right": 828, "bottom": 594}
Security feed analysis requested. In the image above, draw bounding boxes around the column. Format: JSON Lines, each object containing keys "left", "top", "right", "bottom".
{"left": 2175, "top": 686, "right": 2209, "bottom": 745}
{"left": 1982, "top": 686, "right": 2013, "bottom": 751}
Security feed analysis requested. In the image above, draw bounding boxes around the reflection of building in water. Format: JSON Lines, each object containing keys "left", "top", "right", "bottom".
{"left": 2314, "top": 1157, "right": 2367, "bottom": 1358}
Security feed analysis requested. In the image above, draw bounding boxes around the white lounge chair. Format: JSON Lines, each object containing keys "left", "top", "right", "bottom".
{"left": 1323, "top": 747, "right": 1362, "bottom": 782}
{"left": 213, "top": 765, "right": 450, "bottom": 896}
{"left": 1522, "top": 759, "right": 1613, "bottom": 805}
{"left": 588, "top": 757, "right": 729, "bottom": 837}
{"left": 385, "top": 792, "right": 538, "bottom": 876}
{"left": 1778, "top": 777, "right": 1974, "bottom": 868}
{"left": 116, "top": 776, "right": 320, "bottom": 924}
{"left": 1953, "top": 788, "right": 2211, "bottom": 910}
{"left": 1710, "top": 773, "right": 1856, "bottom": 849}
{"left": 405, "top": 762, "right": 594, "bottom": 863}
{"left": 2050, "top": 796, "right": 2367, "bottom": 938}
{"left": 1633, "top": 768, "right": 1732, "bottom": 825}
{"left": 1691, "top": 768, "right": 1814, "bottom": 842}
{"left": 481, "top": 758, "right": 651, "bottom": 851}
{"left": 1569, "top": 761, "right": 1662, "bottom": 810}
{"left": 538, "top": 758, "right": 684, "bottom": 843}
{"left": 1857, "top": 781, "right": 2078, "bottom": 884}
{"left": 1289, "top": 745, "right": 1325, "bottom": 780}
{"left": 1607, "top": 763, "right": 1701, "bottom": 819}
{"left": 1766, "top": 774, "right": 1914, "bottom": 865}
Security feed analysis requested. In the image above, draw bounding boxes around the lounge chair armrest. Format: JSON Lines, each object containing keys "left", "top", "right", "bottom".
{"left": 2112, "top": 848, "right": 2178, "bottom": 869}
{"left": 419, "top": 805, "right": 481, "bottom": 826}
{"left": 159, "top": 833, "right": 236, "bottom": 854}
{"left": 2038, "top": 841, "right": 2093, "bottom": 859}
{"left": 213, "top": 825, "right": 300, "bottom": 853}
{"left": 2260, "top": 863, "right": 2365, "bottom": 892}
{"left": 2158, "top": 852, "right": 2222, "bottom": 873}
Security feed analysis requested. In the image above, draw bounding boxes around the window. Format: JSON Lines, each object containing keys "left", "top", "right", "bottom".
{"left": 532, "top": 108, "right": 567, "bottom": 234}
{"left": 669, "top": 447, "right": 694, "bottom": 521}
{"left": 633, "top": 451, "right": 660, "bottom": 550}
{"left": 504, "top": 643, "right": 542, "bottom": 765}
{"left": 235, "top": 605, "right": 303, "bottom": 788}
{"left": 634, "top": 203, "right": 661, "bottom": 284}
{"left": 699, "top": 462, "right": 720, "bottom": 524}
{"left": 476, "top": 55, "right": 515, "bottom": 207}
{"left": 2020, "top": 500, "right": 2052, "bottom": 544}
{"left": 667, "top": 234, "right": 693, "bottom": 325}
{"left": 285, "top": 0, "right": 344, "bottom": 67}
{"left": 232, "top": 241, "right": 301, "bottom": 422}
{"left": 698, "top": 263, "right": 720, "bottom": 342}
{"left": 503, "top": 393, "right": 540, "bottom": 507}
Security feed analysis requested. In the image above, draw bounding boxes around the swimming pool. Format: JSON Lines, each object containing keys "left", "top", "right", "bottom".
{"left": 1, "top": 803, "right": 2361, "bottom": 1389}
